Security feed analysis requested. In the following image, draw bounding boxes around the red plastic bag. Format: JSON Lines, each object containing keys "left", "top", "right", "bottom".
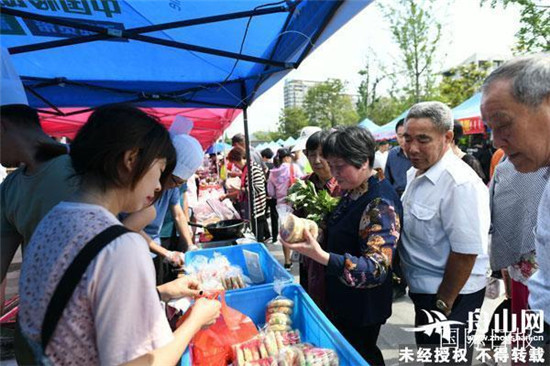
{"left": 191, "top": 291, "right": 258, "bottom": 366}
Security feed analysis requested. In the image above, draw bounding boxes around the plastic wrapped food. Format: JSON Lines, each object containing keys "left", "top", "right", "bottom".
{"left": 266, "top": 306, "right": 293, "bottom": 315}
{"left": 267, "top": 313, "right": 292, "bottom": 326}
{"left": 267, "top": 297, "right": 294, "bottom": 309}
{"left": 303, "top": 347, "right": 339, "bottom": 366}
{"left": 186, "top": 253, "right": 249, "bottom": 290}
{"left": 277, "top": 346, "right": 306, "bottom": 366}
{"left": 279, "top": 213, "right": 319, "bottom": 243}
{"left": 265, "top": 295, "right": 295, "bottom": 332}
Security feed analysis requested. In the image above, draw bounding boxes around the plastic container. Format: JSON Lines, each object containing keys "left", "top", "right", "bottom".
{"left": 180, "top": 284, "right": 367, "bottom": 365}
{"left": 184, "top": 243, "right": 293, "bottom": 293}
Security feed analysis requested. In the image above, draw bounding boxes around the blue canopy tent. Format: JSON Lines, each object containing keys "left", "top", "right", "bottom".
{"left": 452, "top": 92, "right": 485, "bottom": 134}
{"left": 1, "top": 1, "right": 371, "bottom": 111}
{"left": 1, "top": 0, "right": 371, "bottom": 235}
{"left": 358, "top": 117, "right": 379, "bottom": 132}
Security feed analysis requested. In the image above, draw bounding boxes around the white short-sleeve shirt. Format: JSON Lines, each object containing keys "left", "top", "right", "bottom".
{"left": 19, "top": 202, "right": 173, "bottom": 365}
{"left": 399, "top": 150, "right": 490, "bottom": 294}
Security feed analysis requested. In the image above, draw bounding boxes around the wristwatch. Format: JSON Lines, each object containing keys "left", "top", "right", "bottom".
{"left": 435, "top": 298, "right": 451, "bottom": 316}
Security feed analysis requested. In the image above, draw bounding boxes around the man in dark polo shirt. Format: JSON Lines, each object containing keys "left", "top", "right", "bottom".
{"left": 385, "top": 118, "right": 412, "bottom": 197}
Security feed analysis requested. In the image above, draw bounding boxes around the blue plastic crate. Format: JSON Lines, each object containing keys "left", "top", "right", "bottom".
{"left": 181, "top": 284, "right": 367, "bottom": 366}
{"left": 184, "top": 243, "right": 293, "bottom": 293}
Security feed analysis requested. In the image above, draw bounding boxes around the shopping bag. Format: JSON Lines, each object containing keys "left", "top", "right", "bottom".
{"left": 189, "top": 291, "right": 258, "bottom": 366}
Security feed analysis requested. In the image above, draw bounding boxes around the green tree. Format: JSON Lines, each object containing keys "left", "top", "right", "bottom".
{"left": 277, "top": 107, "right": 309, "bottom": 138}
{"left": 379, "top": 0, "right": 443, "bottom": 103}
{"left": 253, "top": 130, "right": 283, "bottom": 142}
{"left": 303, "top": 79, "right": 359, "bottom": 128}
{"left": 482, "top": 0, "right": 549, "bottom": 52}
{"left": 356, "top": 53, "right": 409, "bottom": 125}
{"left": 436, "top": 62, "right": 491, "bottom": 107}
{"left": 356, "top": 51, "right": 388, "bottom": 122}
{"left": 367, "top": 96, "right": 410, "bottom": 126}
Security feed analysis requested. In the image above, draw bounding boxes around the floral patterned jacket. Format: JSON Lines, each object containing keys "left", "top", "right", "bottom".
{"left": 326, "top": 176, "right": 402, "bottom": 289}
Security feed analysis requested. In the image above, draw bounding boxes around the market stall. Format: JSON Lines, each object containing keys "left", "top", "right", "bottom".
{"left": 452, "top": 92, "right": 486, "bottom": 134}
{"left": 2, "top": 0, "right": 372, "bottom": 235}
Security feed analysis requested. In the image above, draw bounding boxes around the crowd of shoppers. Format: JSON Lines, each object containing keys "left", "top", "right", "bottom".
{"left": 2, "top": 48, "right": 549, "bottom": 366}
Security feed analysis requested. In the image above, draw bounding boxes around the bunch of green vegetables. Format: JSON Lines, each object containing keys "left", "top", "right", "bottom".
{"left": 286, "top": 180, "right": 340, "bottom": 223}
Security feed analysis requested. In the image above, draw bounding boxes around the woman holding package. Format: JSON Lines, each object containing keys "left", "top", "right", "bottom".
{"left": 18, "top": 105, "right": 220, "bottom": 365}
{"left": 281, "top": 126, "right": 402, "bottom": 365}
{"left": 296, "top": 130, "right": 340, "bottom": 311}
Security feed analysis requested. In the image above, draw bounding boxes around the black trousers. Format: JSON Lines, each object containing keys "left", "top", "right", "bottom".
{"left": 267, "top": 197, "right": 278, "bottom": 241}
{"left": 409, "top": 288, "right": 485, "bottom": 365}
{"left": 254, "top": 215, "right": 270, "bottom": 242}
{"left": 328, "top": 314, "right": 385, "bottom": 366}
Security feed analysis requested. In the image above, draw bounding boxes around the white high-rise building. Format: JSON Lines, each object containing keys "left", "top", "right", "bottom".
{"left": 283, "top": 79, "right": 320, "bottom": 108}
{"left": 284, "top": 79, "right": 360, "bottom": 109}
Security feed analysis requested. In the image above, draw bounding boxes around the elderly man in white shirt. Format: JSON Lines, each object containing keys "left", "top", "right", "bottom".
{"left": 481, "top": 53, "right": 550, "bottom": 346}
{"left": 399, "top": 101, "right": 490, "bottom": 364}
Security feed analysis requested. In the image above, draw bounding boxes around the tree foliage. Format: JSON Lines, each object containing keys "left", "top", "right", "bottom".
{"left": 253, "top": 130, "right": 283, "bottom": 142}
{"left": 303, "top": 79, "right": 358, "bottom": 128}
{"left": 356, "top": 53, "right": 409, "bottom": 125}
{"left": 482, "top": 0, "right": 550, "bottom": 52}
{"left": 277, "top": 107, "right": 309, "bottom": 139}
{"left": 436, "top": 62, "right": 491, "bottom": 107}
{"left": 379, "top": 0, "right": 442, "bottom": 103}
{"left": 357, "top": 52, "right": 383, "bottom": 121}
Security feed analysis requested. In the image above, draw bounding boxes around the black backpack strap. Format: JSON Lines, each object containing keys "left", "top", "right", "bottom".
{"left": 41, "top": 225, "right": 130, "bottom": 348}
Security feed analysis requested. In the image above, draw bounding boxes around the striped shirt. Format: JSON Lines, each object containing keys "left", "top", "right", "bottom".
{"left": 242, "top": 162, "right": 267, "bottom": 218}
{"left": 489, "top": 158, "right": 548, "bottom": 270}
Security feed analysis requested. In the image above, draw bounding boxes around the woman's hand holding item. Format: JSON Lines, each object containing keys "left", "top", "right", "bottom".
{"left": 164, "top": 250, "right": 185, "bottom": 267}
{"left": 157, "top": 276, "right": 202, "bottom": 301}
{"left": 280, "top": 229, "right": 329, "bottom": 266}
{"left": 188, "top": 298, "right": 221, "bottom": 329}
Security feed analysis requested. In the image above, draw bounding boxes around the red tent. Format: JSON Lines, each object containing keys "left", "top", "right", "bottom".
{"left": 39, "top": 107, "right": 241, "bottom": 150}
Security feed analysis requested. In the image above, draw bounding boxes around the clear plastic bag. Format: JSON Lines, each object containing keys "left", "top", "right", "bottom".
{"left": 186, "top": 253, "right": 249, "bottom": 291}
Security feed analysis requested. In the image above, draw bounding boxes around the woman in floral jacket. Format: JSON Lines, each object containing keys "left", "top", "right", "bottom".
{"left": 282, "top": 126, "right": 402, "bottom": 366}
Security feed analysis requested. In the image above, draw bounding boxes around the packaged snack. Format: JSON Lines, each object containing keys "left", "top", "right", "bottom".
{"left": 279, "top": 213, "right": 319, "bottom": 243}
{"left": 267, "top": 312, "right": 292, "bottom": 326}
{"left": 267, "top": 297, "right": 294, "bottom": 309}
{"left": 264, "top": 331, "right": 279, "bottom": 356}
{"left": 265, "top": 293, "right": 295, "bottom": 332}
{"left": 302, "top": 347, "right": 339, "bottom": 366}
{"left": 267, "top": 324, "right": 291, "bottom": 332}
{"left": 266, "top": 306, "right": 293, "bottom": 315}
{"left": 277, "top": 346, "right": 306, "bottom": 366}
{"left": 187, "top": 253, "right": 249, "bottom": 290}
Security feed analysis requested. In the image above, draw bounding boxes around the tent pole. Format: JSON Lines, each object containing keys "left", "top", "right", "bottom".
{"left": 242, "top": 104, "right": 257, "bottom": 238}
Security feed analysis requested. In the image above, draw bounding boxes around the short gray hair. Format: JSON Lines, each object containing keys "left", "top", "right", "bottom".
{"left": 482, "top": 53, "right": 550, "bottom": 108}
{"left": 406, "top": 101, "right": 453, "bottom": 133}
